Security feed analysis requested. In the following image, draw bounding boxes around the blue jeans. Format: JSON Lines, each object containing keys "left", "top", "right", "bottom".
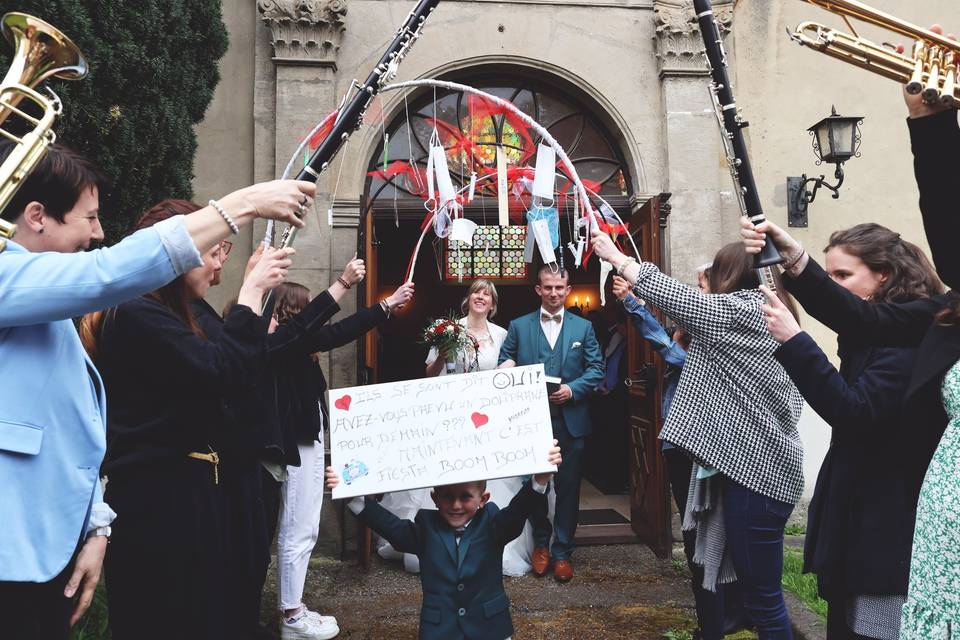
{"left": 723, "top": 477, "right": 794, "bottom": 639}
{"left": 665, "top": 449, "right": 749, "bottom": 640}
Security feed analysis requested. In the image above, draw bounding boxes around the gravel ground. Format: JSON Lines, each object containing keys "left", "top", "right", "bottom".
{"left": 259, "top": 543, "right": 706, "bottom": 639}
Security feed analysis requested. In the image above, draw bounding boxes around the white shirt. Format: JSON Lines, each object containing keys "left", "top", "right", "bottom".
{"left": 539, "top": 306, "right": 565, "bottom": 349}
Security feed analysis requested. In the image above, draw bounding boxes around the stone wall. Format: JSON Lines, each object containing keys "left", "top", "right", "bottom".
{"left": 192, "top": 0, "right": 948, "bottom": 498}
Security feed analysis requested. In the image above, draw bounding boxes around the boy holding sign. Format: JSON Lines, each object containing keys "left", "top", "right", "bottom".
{"left": 324, "top": 441, "right": 561, "bottom": 640}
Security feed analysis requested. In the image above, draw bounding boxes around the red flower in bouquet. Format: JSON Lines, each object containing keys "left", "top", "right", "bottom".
{"left": 421, "top": 313, "right": 479, "bottom": 371}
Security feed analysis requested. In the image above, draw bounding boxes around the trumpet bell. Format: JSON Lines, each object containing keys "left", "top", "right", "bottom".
{"left": 1, "top": 13, "right": 87, "bottom": 84}
{"left": 0, "top": 14, "right": 87, "bottom": 251}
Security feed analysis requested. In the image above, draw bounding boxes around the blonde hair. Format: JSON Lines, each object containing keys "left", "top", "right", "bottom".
{"left": 460, "top": 278, "right": 498, "bottom": 319}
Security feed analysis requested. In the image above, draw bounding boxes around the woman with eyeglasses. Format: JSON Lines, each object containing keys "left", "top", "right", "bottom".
{"left": 79, "top": 199, "right": 301, "bottom": 640}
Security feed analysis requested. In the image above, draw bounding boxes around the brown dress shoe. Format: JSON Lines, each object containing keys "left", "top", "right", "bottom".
{"left": 531, "top": 547, "right": 551, "bottom": 576}
{"left": 553, "top": 559, "right": 573, "bottom": 583}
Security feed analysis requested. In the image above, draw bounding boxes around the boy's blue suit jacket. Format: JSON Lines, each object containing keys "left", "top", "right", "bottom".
{"left": 358, "top": 484, "right": 545, "bottom": 640}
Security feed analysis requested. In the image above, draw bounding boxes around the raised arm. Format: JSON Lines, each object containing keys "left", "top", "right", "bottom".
{"left": 908, "top": 108, "right": 960, "bottom": 290}
{"left": 775, "top": 332, "right": 914, "bottom": 435}
{"left": 592, "top": 228, "right": 748, "bottom": 342}
{"left": 786, "top": 257, "right": 945, "bottom": 347}
{"left": 355, "top": 500, "right": 422, "bottom": 555}
{"left": 0, "top": 218, "right": 197, "bottom": 328}
{"left": 619, "top": 288, "right": 687, "bottom": 368}
{"left": 0, "top": 180, "right": 312, "bottom": 328}
{"left": 741, "top": 217, "right": 946, "bottom": 347}
{"left": 491, "top": 482, "right": 548, "bottom": 546}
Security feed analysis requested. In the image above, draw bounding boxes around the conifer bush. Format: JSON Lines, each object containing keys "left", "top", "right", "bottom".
{"left": 0, "top": 0, "right": 228, "bottom": 239}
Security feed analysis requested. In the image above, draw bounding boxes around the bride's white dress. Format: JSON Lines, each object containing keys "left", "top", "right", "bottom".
{"left": 376, "top": 317, "right": 537, "bottom": 576}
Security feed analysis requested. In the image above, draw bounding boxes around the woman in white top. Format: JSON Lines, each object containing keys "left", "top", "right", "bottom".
{"left": 378, "top": 279, "right": 536, "bottom": 575}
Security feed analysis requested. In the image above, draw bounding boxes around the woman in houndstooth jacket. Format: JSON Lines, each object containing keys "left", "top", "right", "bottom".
{"left": 592, "top": 230, "right": 804, "bottom": 640}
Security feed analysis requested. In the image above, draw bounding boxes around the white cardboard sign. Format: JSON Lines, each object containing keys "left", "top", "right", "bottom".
{"left": 328, "top": 364, "right": 557, "bottom": 499}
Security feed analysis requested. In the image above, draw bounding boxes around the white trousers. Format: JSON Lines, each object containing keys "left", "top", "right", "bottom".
{"left": 277, "top": 439, "right": 325, "bottom": 611}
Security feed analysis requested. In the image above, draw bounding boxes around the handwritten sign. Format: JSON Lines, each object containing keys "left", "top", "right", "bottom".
{"left": 328, "top": 364, "right": 556, "bottom": 499}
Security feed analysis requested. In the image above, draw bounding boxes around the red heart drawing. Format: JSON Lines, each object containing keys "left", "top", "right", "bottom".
{"left": 334, "top": 395, "right": 352, "bottom": 411}
{"left": 471, "top": 412, "right": 489, "bottom": 428}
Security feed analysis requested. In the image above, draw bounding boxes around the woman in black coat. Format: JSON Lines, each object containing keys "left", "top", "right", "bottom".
{"left": 743, "top": 99, "right": 960, "bottom": 640}
{"left": 81, "top": 201, "right": 303, "bottom": 640}
{"left": 752, "top": 223, "right": 941, "bottom": 639}
{"left": 190, "top": 245, "right": 363, "bottom": 640}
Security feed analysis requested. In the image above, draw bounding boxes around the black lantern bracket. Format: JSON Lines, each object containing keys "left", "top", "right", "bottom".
{"left": 787, "top": 107, "right": 863, "bottom": 228}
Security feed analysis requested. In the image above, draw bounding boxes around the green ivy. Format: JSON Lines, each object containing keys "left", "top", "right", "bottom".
{"left": 0, "top": 1, "right": 228, "bottom": 240}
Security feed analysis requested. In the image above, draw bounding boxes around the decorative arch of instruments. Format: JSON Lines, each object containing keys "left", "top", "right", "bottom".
{"left": 0, "top": 0, "right": 956, "bottom": 256}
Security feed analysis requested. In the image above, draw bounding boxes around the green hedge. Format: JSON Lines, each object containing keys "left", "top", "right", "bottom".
{"left": 0, "top": 0, "right": 228, "bottom": 239}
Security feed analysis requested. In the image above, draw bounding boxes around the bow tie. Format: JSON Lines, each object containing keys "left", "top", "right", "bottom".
{"left": 541, "top": 312, "right": 562, "bottom": 323}
{"left": 453, "top": 528, "right": 466, "bottom": 539}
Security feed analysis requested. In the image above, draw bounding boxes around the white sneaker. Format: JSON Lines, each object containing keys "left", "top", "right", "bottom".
{"left": 280, "top": 612, "right": 340, "bottom": 640}
{"left": 303, "top": 607, "right": 338, "bottom": 628}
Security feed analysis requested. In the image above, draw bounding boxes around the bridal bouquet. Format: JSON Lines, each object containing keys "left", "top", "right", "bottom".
{"left": 422, "top": 313, "right": 479, "bottom": 373}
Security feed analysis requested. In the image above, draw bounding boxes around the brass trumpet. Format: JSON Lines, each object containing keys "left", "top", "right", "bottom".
{"left": 0, "top": 13, "right": 87, "bottom": 251}
{"left": 791, "top": 0, "right": 960, "bottom": 107}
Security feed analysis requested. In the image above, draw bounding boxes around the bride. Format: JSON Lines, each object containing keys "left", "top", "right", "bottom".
{"left": 377, "top": 278, "right": 537, "bottom": 576}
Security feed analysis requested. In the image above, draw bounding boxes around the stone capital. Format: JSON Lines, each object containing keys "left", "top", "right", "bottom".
{"left": 653, "top": 0, "right": 734, "bottom": 78}
{"left": 258, "top": 0, "right": 347, "bottom": 67}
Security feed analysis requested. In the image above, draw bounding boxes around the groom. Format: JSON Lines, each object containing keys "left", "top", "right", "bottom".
{"left": 498, "top": 265, "right": 604, "bottom": 582}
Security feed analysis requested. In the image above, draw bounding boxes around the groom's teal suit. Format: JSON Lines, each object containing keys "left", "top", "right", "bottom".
{"left": 498, "top": 309, "right": 603, "bottom": 560}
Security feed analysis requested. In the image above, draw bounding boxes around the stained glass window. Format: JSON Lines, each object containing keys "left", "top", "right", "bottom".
{"left": 445, "top": 225, "right": 528, "bottom": 280}
{"left": 366, "top": 77, "right": 631, "bottom": 204}
{"left": 364, "top": 73, "right": 633, "bottom": 283}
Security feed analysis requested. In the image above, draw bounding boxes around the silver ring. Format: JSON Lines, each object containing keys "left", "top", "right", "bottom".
{"left": 295, "top": 203, "right": 306, "bottom": 218}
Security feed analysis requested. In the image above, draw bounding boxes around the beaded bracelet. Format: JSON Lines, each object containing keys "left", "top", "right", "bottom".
{"left": 616, "top": 256, "right": 637, "bottom": 276}
{"left": 208, "top": 199, "right": 239, "bottom": 235}
{"left": 337, "top": 276, "right": 351, "bottom": 289}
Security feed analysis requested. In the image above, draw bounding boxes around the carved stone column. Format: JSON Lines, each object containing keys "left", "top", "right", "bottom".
{"left": 258, "top": 0, "right": 347, "bottom": 67}
{"left": 654, "top": 0, "right": 739, "bottom": 282}
{"left": 654, "top": 0, "right": 733, "bottom": 78}
{"left": 257, "top": 0, "right": 355, "bottom": 385}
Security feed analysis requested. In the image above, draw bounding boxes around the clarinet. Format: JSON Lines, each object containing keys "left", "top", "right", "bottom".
{"left": 277, "top": 0, "right": 442, "bottom": 250}
{"left": 693, "top": 0, "right": 782, "bottom": 289}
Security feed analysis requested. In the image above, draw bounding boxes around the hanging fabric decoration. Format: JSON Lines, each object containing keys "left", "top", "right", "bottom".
{"left": 597, "top": 201, "right": 629, "bottom": 235}
{"left": 431, "top": 143, "right": 458, "bottom": 213}
{"left": 530, "top": 216, "right": 557, "bottom": 265}
{"left": 426, "top": 144, "right": 436, "bottom": 203}
{"left": 532, "top": 143, "right": 556, "bottom": 207}
{"left": 599, "top": 259, "right": 614, "bottom": 307}
{"left": 426, "top": 127, "right": 459, "bottom": 239}
{"left": 467, "top": 172, "right": 477, "bottom": 202}
{"left": 527, "top": 206, "right": 559, "bottom": 248}
{"left": 449, "top": 218, "right": 478, "bottom": 246}
{"left": 567, "top": 189, "right": 586, "bottom": 267}
{"left": 496, "top": 146, "right": 509, "bottom": 226}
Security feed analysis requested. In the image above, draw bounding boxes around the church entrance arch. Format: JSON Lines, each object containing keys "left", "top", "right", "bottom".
{"left": 356, "top": 67, "right": 672, "bottom": 559}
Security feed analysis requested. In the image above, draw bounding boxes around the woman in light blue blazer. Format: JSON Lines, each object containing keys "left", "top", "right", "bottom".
{"left": 0, "top": 142, "right": 312, "bottom": 639}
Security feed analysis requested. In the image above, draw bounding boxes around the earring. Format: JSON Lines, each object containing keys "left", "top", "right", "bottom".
{"left": 38, "top": 227, "right": 43, "bottom": 234}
